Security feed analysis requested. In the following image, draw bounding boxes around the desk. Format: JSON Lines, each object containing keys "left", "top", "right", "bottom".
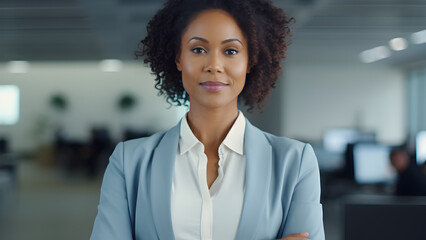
{"left": 343, "top": 194, "right": 426, "bottom": 240}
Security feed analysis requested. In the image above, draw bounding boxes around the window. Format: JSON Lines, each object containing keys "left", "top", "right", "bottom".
{"left": 0, "top": 85, "right": 20, "bottom": 125}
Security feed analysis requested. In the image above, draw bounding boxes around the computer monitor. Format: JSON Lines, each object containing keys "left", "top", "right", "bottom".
{"left": 416, "top": 131, "right": 426, "bottom": 165}
{"left": 353, "top": 143, "right": 396, "bottom": 184}
{"left": 323, "top": 129, "right": 359, "bottom": 153}
{"left": 323, "top": 128, "right": 376, "bottom": 153}
{"left": 0, "top": 85, "right": 20, "bottom": 125}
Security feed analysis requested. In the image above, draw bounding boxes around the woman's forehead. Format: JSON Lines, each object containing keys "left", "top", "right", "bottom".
{"left": 181, "top": 9, "right": 246, "bottom": 43}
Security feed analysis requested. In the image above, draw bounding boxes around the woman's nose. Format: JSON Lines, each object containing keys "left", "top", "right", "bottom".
{"left": 204, "top": 51, "right": 224, "bottom": 73}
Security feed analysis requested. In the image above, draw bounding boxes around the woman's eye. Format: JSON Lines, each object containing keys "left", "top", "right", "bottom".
{"left": 225, "top": 49, "right": 238, "bottom": 55}
{"left": 191, "top": 47, "right": 206, "bottom": 54}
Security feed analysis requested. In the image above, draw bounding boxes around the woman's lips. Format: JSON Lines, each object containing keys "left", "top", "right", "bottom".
{"left": 200, "top": 81, "right": 228, "bottom": 92}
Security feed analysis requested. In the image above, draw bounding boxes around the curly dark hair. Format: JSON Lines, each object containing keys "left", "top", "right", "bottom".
{"left": 136, "top": 0, "right": 293, "bottom": 111}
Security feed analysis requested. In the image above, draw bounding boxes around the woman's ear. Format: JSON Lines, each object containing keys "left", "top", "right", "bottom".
{"left": 175, "top": 55, "right": 182, "bottom": 71}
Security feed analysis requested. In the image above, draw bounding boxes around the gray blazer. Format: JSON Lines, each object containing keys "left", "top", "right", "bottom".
{"left": 91, "top": 118, "right": 325, "bottom": 240}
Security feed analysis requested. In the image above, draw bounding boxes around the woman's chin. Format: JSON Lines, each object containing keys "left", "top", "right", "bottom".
{"left": 190, "top": 98, "right": 237, "bottom": 110}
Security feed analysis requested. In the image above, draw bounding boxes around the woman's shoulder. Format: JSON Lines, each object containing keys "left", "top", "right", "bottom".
{"left": 259, "top": 130, "right": 308, "bottom": 154}
{"left": 260, "top": 130, "right": 317, "bottom": 165}
{"left": 245, "top": 119, "right": 307, "bottom": 152}
{"left": 122, "top": 130, "right": 168, "bottom": 152}
{"left": 245, "top": 121, "right": 316, "bottom": 166}
{"left": 264, "top": 132, "right": 304, "bottom": 147}
{"left": 260, "top": 131, "right": 319, "bottom": 181}
{"left": 108, "top": 130, "right": 171, "bottom": 175}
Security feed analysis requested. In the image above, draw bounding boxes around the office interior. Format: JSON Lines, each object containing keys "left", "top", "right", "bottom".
{"left": 1, "top": 0, "right": 426, "bottom": 239}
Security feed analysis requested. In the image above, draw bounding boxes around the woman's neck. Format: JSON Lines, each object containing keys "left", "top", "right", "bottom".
{"left": 186, "top": 105, "right": 239, "bottom": 151}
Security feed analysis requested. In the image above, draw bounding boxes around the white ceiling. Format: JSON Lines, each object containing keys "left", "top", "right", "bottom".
{"left": 1, "top": 0, "right": 425, "bottom": 66}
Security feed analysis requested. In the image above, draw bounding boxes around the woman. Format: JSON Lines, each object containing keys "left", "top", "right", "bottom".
{"left": 91, "top": 0, "right": 324, "bottom": 239}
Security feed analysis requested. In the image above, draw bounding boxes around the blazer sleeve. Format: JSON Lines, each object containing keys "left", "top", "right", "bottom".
{"left": 281, "top": 144, "right": 325, "bottom": 240}
{"left": 91, "top": 142, "right": 134, "bottom": 240}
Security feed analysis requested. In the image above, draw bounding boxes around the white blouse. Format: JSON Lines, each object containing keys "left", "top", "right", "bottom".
{"left": 171, "top": 111, "right": 246, "bottom": 240}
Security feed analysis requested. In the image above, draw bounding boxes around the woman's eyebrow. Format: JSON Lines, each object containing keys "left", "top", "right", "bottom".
{"left": 187, "top": 37, "right": 243, "bottom": 46}
{"left": 221, "top": 38, "right": 243, "bottom": 46}
{"left": 187, "top": 36, "right": 208, "bottom": 44}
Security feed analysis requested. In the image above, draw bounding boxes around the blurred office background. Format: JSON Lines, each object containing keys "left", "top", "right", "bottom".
{"left": 1, "top": 0, "right": 426, "bottom": 239}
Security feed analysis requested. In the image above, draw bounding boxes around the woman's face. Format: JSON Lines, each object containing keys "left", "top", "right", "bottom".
{"left": 176, "top": 9, "right": 250, "bottom": 110}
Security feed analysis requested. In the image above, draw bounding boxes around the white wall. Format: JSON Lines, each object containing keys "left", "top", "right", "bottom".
{"left": 281, "top": 61, "right": 406, "bottom": 145}
{"left": 0, "top": 59, "right": 408, "bottom": 152}
{"left": 0, "top": 62, "right": 187, "bottom": 152}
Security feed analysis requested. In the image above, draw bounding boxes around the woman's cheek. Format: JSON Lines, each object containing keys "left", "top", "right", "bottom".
{"left": 182, "top": 58, "right": 201, "bottom": 78}
{"left": 230, "top": 61, "right": 249, "bottom": 80}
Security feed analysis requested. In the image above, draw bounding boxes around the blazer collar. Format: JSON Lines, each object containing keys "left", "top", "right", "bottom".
{"left": 150, "top": 121, "right": 180, "bottom": 240}
{"left": 235, "top": 118, "right": 272, "bottom": 240}
{"left": 149, "top": 118, "right": 272, "bottom": 240}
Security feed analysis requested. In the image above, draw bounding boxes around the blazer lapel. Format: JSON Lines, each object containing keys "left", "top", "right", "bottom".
{"left": 150, "top": 122, "right": 180, "bottom": 240}
{"left": 235, "top": 119, "right": 272, "bottom": 240}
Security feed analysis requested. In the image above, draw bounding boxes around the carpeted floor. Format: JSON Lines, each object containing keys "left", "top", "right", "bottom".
{"left": 0, "top": 159, "right": 102, "bottom": 240}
